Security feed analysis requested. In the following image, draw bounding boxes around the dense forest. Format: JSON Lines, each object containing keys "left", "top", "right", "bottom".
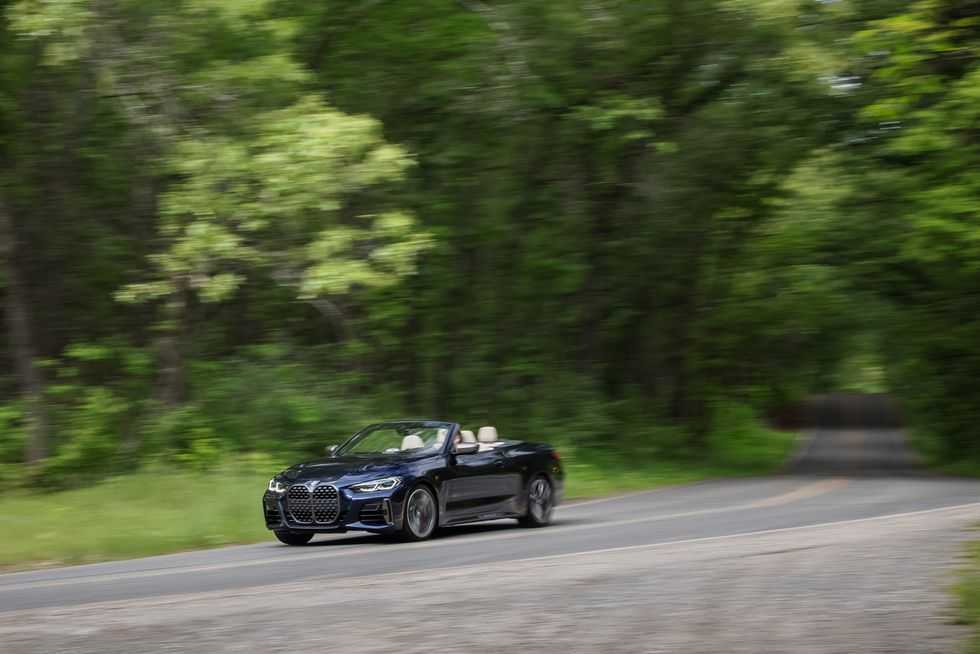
{"left": 1, "top": 0, "right": 979, "bottom": 488}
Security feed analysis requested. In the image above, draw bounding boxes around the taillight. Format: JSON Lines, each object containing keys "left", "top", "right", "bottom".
{"left": 550, "top": 450, "right": 561, "bottom": 461}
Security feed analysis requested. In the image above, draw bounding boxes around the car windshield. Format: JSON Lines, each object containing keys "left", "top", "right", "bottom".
{"left": 336, "top": 422, "right": 452, "bottom": 456}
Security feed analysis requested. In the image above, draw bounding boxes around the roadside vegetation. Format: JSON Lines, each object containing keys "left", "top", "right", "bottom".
{"left": 955, "top": 542, "right": 980, "bottom": 654}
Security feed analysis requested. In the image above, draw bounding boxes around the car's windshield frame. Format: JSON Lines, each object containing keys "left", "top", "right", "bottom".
{"left": 335, "top": 421, "right": 458, "bottom": 457}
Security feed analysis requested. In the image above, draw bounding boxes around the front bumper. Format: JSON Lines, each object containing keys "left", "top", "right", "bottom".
{"left": 263, "top": 485, "right": 405, "bottom": 534}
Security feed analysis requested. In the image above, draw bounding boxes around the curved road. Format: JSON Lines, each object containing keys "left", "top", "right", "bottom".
{"left": 3, "top": 414, "right": 980, "bottom": 652}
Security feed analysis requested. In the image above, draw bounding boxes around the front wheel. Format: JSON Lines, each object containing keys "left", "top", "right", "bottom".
{"left": 519, "top": 475, "right": 554, "bottom": 527}
{"left": 274, "top": 530, "right": 314, "bottom": 546}
{"left": 400, "top": 485, "right": 438, "bottom": 541}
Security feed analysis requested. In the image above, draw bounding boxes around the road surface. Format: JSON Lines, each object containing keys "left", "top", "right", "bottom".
{"left": 2, "top": 409, "right": 979, "bottom": 652}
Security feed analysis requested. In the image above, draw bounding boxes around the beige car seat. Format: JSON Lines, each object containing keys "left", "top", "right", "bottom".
{"left": 401, "top": 434, "right": 425, "bottom": 450}
{"left": 476, "top": 426, "right": 498, "bottom": 451}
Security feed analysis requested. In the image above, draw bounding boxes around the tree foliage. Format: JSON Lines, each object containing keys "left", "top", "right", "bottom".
{"left": 838, "top": 0, "right": 980, "bottom": 459}
{"left": 1, "top": 0, "right": 978, "bottom": 484}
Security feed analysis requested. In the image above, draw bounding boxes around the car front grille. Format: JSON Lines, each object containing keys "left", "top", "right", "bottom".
{"left": 312, "top": 485, "right": 340, "bottom": 523}
{"left": 286, "top": 484, "right": 339, "bottom": 525}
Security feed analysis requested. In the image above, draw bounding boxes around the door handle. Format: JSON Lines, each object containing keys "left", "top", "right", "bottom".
{"left": 494, "top": 460, "right": 506, "bottom": 468}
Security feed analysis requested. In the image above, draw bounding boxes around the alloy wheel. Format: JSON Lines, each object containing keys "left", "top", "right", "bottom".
{"left": 405, "top": 487, "right": 437, "bottom": 539}
{"left": 528, "top": 476, "right": 553, "bottom": 524}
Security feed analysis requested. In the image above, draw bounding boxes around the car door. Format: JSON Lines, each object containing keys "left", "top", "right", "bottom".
{"left": 444, "top": 447, "right": 510, "bottom": 522}
{"left": 487, "top": 444, "right": 526, "bottom": 514}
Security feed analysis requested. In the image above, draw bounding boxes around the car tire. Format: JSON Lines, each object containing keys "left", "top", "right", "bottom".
{"left": 400, "top": 485, "right": 438, "bottom": 541}
{"left": 519, "top": 475, "right": 554, "bottom": 528}
{"left": 274, "top": 530, "right": 314, "bottom": 546}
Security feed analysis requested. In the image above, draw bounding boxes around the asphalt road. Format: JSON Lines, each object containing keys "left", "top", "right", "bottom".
{"left": 2, "top": 424, "right": 979, "bottom": 615}
{"left": 4, "top": 415, "right": 980, "bottom": 653}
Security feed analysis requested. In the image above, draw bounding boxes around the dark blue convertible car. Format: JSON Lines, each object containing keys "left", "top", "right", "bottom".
{"left": 263, "top": 420, "right": 564, "bottom": 543}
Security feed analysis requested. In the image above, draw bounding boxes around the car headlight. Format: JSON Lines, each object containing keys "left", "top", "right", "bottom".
{"left": 268, "top": 479, "right": 286, "bottom": 493}
{"left": 349, "top": 476, "right": 402, "bottom": 493}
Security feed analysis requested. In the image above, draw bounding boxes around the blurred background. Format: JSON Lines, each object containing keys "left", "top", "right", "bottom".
{"left": 0, "top": 0, "right": 978, "bottom": 567}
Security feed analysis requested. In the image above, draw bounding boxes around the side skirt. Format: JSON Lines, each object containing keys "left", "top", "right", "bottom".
{"left": 440, "top": 512, "right": 522, "bottom": 527}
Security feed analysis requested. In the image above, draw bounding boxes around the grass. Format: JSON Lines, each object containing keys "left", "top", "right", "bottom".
{"left": 0, "top": 469, "right": 274, "bottom": 570}
{"left": 955, "top": 541, "right": 980, "bottom": 653}
{"left": 0, "top": 428, "right": 798, "bottom": 571}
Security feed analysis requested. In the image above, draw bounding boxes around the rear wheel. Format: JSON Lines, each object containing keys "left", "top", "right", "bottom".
{"left": 400, "top": 485, "right": 438, "bottom": 541}
{"left": 274, "top": 530, "right": 314, "bottom": 546}
{"left": 519, "top": 475, "right": 553, "bottom": 527}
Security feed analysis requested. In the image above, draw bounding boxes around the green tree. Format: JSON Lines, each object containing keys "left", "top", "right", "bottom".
{"left": 841, "top": 0, "right": 980, "bottom": 458}
{"left": 302, "top": 0, "right": 856, "bottom": 437}
{"left": 9, "top": 0, "right": 430, "bottom": 408}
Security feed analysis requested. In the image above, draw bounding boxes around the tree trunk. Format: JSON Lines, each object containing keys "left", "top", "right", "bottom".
{"left": 155, "top": 331, "right": 185, "bottom": 406}
{"left": 154, "top": 279, "right": 189, "bottom": 407}
{"left": 668, "top": 218, "right": 710, "bottom": 443}
{"left": 0, "top": 196, "right": 50, "bottom": 463}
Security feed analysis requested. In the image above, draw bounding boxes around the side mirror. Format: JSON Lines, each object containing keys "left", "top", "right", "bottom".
{"left": 453, "top": 441, "right": 480, "bottom": 455}
{"left": 325, "top": 444, "right": 338, "bottom": 456}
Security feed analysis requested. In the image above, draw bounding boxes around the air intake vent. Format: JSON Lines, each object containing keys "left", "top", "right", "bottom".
{"left": 264, "top": 501, "right": 281, "bottom": 525}
{"left": 359, "top": 502, "right": 385, "bottom": 525}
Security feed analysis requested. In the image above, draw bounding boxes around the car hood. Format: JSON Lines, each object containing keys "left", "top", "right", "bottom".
{"left": 280, "top": 454, "right": 424, "bottom": 484}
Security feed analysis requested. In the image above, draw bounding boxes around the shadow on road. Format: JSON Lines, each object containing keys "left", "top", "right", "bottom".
{"left": 296, "top": 517, "right": 593, "bottom": 547}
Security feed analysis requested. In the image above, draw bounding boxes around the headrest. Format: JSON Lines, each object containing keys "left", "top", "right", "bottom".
{"left": 401, "top": 434, "right": 425, "bottom": 450}
{"left": 460, "top": 430, "right": 477, "bottom": 443}
{"left": 477, "top": 426, "right": 498, "bottom": 443}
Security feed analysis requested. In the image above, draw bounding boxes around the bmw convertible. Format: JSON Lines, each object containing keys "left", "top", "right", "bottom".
{"left": 263, "top": 420, "right": 564, "bottom": 543}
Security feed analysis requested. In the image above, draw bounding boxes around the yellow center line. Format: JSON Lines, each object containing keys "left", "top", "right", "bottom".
{"left": 747, "top": 479, "right": 849, "bottom": 509}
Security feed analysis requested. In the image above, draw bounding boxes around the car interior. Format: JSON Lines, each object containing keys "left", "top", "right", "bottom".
{"left": 404, "top": 426, "right": 501, "bottom": 452}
